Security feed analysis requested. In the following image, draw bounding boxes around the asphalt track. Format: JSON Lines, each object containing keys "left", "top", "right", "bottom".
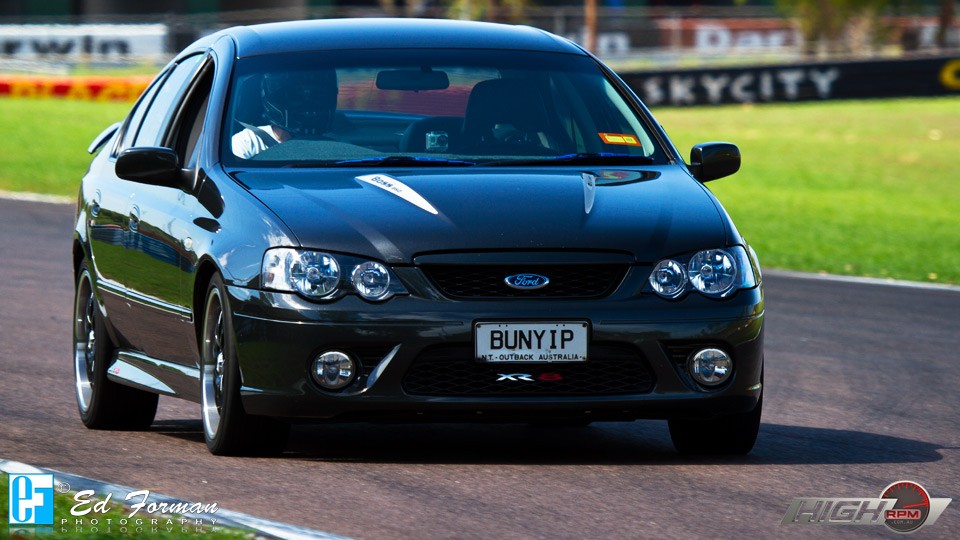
{"left": 1, "top": 196, "right": 958, "bottom": 539}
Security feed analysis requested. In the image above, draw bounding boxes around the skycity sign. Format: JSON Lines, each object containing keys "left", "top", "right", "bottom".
{"left": 621, "top": 55, "right": 960, "bottom": 106}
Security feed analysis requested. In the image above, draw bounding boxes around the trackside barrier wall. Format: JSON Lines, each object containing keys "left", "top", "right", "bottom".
{"left": 0, "top": 56, "right": 958, "bottom": 105}
{"left": 620, "top": 55, "right": 960, "bottom": 106}
{"left": 0, "top": 76, "right": 151, "bottom": 101}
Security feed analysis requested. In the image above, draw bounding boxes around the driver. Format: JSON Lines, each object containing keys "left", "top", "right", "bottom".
{"left": 232, "top": 69, "right": 338, "bottom": 159}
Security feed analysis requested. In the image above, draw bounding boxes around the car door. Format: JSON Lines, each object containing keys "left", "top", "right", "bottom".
{"left": 88, "top": 67, "right": 168, "bottom": 346}
{"left": 127, "top": 56, "right": 216, "bottom": 366}
{"left": 98, "top": 54, "right": 203, "bottom": 362}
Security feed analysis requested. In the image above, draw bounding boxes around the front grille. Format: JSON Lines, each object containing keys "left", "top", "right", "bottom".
{"left": 663, "top": 343, "right": 699, "bottom": 365}
{"left": 421, "top": 264, "right": 626, "bottom": 299}
{"left": 402, "top": 343, "right": 655, "bottom": 396}
{"left": 351, "top": 344, "right": 396, "bottom": 381}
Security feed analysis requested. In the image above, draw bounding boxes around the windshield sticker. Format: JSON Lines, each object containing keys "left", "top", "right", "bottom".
{"left": 598, "top": 132, "right": 641, "bottom": 146}
{"left": 355, "top": 174, "right": 439, "bottom": 215}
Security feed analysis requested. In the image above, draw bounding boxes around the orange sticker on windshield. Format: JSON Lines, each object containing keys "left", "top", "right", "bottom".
{"left": 598, "top": 132, "right": 641, "bottom": 146}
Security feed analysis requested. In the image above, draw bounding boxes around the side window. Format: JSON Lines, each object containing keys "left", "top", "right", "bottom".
{"left": 183, "top": 95, "right": 209, "bottom": 169}
{"left": 173, "top": 62, "right": 214, "bottom": 169}
{"left": 133, "top": 55, "right": 203, "bottom": 148}
{"left": 113, "top": 72, "right": 166, "bottom": 156}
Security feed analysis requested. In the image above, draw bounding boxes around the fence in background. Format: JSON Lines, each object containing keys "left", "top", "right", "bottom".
{"left": 0, "top": 5, "right": 958, "bottom": 70}
{"left": 0, "top": 7, "right": 958, "bottom": 106}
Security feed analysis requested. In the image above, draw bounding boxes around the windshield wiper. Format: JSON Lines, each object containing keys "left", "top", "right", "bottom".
{"left": 332, "top": 156, "right": 476, "bottom": 167}
{"left": 483, "top": 153, "right": 656, "bottom": 167}
{"left": 282, "top": 156, "right": 477, "bottom": 168}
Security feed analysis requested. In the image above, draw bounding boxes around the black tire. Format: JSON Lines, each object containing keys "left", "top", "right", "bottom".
{"left": 200, "top": 274, "right": 288, "bottom": 456}
{"left": 74, "top": 262, "right": 158, "bottom": 430}
{"left": 668, "top": 391, "right": 762, "bottom": 455}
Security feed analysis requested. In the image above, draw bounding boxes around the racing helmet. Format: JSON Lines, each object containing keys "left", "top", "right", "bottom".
{"left": 262, "top": 69, "right": 338, "bottom": 137}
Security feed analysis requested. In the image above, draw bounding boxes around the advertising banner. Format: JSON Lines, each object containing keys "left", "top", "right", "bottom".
{"left": 0, "top": 76, "right": 151, "bottom": 101}
{"left": 0, "top": 24, "right": 167, "bottom": 61}
{"left": 621, "top": 55, "right": 960, "bottom": 106}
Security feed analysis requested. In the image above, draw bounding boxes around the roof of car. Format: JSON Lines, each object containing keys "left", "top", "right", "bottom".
{"left": 210, "top": 18, "right": 585, "bottom": 58}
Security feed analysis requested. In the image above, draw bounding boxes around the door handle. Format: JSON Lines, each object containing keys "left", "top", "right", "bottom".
{"left": 90, "top": 190, "right": 102, "bottom": 218}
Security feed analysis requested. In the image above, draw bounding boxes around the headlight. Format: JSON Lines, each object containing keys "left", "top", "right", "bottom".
{"left": 351, "top": 261, "right": 391, "bottom": 300}
{"left": 648, "top": 245, "right": 758, "bottom": 299}
{"left": 688, "top": 249, "right": 737, "bottom": 297}
{"left": 262, "top": 248, "right": 406, "bottom": 302}
{"left": 649, "top": 259, "right": 687, "bottom": 298}
{"left": 263, "top": 248, "right": 340, "bottom": 298}
{"left": 291, "top": 251, "right": 341, "bottom": 297}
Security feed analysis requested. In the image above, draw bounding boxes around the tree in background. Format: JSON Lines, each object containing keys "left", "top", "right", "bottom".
{"left": 778, "top": 0, "right": 958, "bottom": 55}
{"left": 444, "top": 0, "right": 529, "bottom": 22}
{"left": 936, "top": 0, "right": 956, "bottom": 48}
{"left": 775, "top": 0, "right": 891, "bottom": 56}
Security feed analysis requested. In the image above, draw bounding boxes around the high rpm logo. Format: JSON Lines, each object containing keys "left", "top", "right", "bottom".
{"left": 782, "top": 480, "right": 952, "bottom": 533}
{"left": 8, "top": 474, "right": 55, "bottom": 525}
{"left": 880, "top": 481, "right": 935, "bottom": 533}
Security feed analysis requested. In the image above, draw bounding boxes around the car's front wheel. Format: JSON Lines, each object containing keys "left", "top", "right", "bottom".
{"left": 668, "top": 391, "right": 762, "bottom": 455}
{"left": 200, "top": 274, "right": 288, "bottom": 455}
{"left": 74, "top": 262, "right": 158, "bottom": 429}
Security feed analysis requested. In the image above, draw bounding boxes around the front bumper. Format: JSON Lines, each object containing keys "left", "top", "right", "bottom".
{"left": 227, "top": 282, "right": 764, "bottom": 422}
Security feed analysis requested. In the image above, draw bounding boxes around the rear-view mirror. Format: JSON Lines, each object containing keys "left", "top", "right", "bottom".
{"left": 376, "top": 69, "right": 449, "bottom": 91}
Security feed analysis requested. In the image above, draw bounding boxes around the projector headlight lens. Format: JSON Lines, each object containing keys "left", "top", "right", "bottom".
{"left": 351, "top": 261, "right": 391, "bottom": 300}
{"left": 649, "top": 259, "right": 687, "bottom": 298}
{"left": 290, "top": 251, "right": 341, "bottom": 298}
{"left": 688, "top": 249, "right": 738, "bottom": 297}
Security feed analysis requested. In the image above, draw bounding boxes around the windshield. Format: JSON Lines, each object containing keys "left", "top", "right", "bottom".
{"left": 221, "top": 49, "right": 667, "bottom": 167}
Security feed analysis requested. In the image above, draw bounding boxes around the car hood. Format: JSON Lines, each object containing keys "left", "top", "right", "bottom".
{"left": 232, "top": 167, "right": 726, "bottom": 264}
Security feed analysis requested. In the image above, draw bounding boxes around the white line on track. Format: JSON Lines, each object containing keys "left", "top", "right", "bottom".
{"left": 0, "top": 459, "right": 351, "bottom": 540}
{"left": 764, "top": 269, "right": 960, "bottom": 293}
{"left": 0, "top": 190, "right": 72, "bottom": 205}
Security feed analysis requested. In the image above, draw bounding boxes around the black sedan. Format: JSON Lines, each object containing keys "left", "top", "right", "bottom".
{"left": 74, "top": 18, "right": 764, "bottom": 456}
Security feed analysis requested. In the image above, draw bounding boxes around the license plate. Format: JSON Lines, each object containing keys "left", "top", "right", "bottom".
{"left": 475, "top": 322, "right": 588, "bottom": 362}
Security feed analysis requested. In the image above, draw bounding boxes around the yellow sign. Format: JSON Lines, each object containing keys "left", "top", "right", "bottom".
{"left": 940, "top": 59, "right": 960, "bottom": 90}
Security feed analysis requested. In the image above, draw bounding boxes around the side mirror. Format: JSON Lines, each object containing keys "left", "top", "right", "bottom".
{"left": 116, "top": 147, "right": 191, "bottom": 190}
{"left": 689, "top": 142, "right": 740, "bottom": 182}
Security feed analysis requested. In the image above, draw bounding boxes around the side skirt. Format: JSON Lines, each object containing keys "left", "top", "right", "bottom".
{"left": 107, "top": 350, "right": 201, "bottom": 403}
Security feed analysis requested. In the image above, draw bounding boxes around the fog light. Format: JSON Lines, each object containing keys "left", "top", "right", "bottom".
{"left": 311, "top": 351, "right": 356, "bottom": 390}
{"left": 688, "top": 348, "right": 733, "bottom": 386}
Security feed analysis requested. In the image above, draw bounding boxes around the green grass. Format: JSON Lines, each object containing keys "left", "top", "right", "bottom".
{"left": 0, "top": 96, "right": 957, "bottom": 283}
{"left": 0, "top": 99, "right": 129, "bottom": 195}
{"left": 1, "top": 474, "right": 252, "bottom": 539}
{"left": 68, "top": 64, "right": 164, "bottom": 77}
{"left": 654, "top": 97, "right": 960, "bottom": 284}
